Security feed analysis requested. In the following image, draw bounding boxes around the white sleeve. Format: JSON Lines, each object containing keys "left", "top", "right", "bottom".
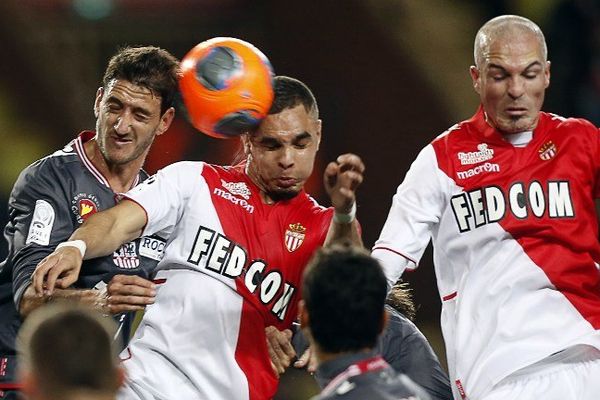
{"left": 373, "top": 144, "right": 448, "bottom": 286}
{"left": 124, "top": 161, "right": 205, "bottom": 237}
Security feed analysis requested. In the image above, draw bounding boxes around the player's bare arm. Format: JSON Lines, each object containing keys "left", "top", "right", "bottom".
{"left": 32, "top": 200, "right": 147, "bottom": 296}
{"left": 19, "top": 274, "right": 156, "bottom": 317}
{"left": 19, "top": 286, "right": 108, "bottom": 317}
{"left": 324, "top": 153, "right": 364, "bottom": 247}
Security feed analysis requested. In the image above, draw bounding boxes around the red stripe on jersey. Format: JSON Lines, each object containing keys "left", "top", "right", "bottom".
{"left": 433, "top": 109, "right": 600, "bottom": 328}
{"left": 119, "top": 348, "right": 133, "bottom": 362}
{"left": 442, "top": 291, "right": 457, "bottom": 301}
{"left": 455, "top": 379, "right": 466, "bottom": 399}
{"left": 200, "top": 163, "right": 332, "bottom": 398}
{"left": 234, "top": 300, "right": 278, "bottom": 400}
{"left": 372, "top": 246, "right": 417, "bottom": 264}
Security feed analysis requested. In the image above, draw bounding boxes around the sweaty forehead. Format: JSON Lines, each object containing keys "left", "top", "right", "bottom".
{"left": 105, "top": 79, "right": 161, "bottom": 107}
{"left": 481, "top": 32, "right": 544, "bottom": 68}
{"left": 257, "top": 105, "right": 319, "bottom": 137}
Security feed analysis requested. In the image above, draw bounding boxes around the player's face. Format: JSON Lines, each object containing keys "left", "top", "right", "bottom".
{"left": 94, "top": 79, "right": 173, "bottom": 166}
{"left": 470, "top": 32, "right": 550, "bottom": 134}
{"left": 244, "top": 104, "right": 321, "bottom": 203}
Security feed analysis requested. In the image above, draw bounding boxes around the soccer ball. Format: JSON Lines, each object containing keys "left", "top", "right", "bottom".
{"left": 179, "top": 37, "right": 275, "bottom": 139}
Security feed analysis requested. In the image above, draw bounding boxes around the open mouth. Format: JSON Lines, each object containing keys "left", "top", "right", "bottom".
{"left": 112, "top": 136, "right": 133, "bottom": 145}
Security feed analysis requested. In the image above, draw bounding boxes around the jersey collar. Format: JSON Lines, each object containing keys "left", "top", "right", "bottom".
{"left": 73, "top": 131, "right": 140, "bottom": 191}
{"left": 233, "top": 161, "right": 308, "bottom": 206}
{"left": 468, "top": 105, "right": 550, "bottom": 147}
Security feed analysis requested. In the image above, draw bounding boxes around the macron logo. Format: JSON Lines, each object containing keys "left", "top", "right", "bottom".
{"left": 457, "top": 162, "right": 500, "bottom": 179}
{"left": 213, "top": 187, "right": 254, "bottom": 214}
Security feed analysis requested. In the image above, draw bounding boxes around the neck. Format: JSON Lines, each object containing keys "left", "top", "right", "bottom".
{"left": 314, "top": 347, "right": 374, "bottom": 366}
{"left": 258, "top": 191, "right": 275, "bottom": 205}
{"left": 84, "top": 139, "right": 144, "bottom": 193}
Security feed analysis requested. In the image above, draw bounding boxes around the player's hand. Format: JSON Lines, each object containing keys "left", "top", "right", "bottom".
{"left": 32, "top": 246, "right": 83, "bottom": 296}
{"left": 105, "top": 275, "right": 157, "bottom": 314}
{"left": 294, "top": 346, "right": 318, "bottom": 373}
{"left": 324, "top": 153, "right": 365, "bottom": 214}
{"left": 266, "top": 326, "right": 295, "bottom": 377}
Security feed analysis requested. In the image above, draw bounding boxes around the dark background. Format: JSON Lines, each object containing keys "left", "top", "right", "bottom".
{"left": 1, "top": 1, "right": 599, "bottom": 398}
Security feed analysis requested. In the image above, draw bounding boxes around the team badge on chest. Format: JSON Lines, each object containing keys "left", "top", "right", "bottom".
{"left": 538, "top": 141, "right": 557, "bottom": 160}
{"left": 285, "top": 223, "right": 306, "bottom": 252}
{"left": 71, "top": 193, "right": 100, "bottom": 224}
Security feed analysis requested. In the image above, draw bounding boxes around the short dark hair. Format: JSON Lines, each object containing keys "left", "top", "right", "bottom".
{"left": 103, "top": 46, "right": 180, "bottom": 114}
{"left": 18, "top": 304, "right": 120, "bottom": 398}
{"left": 303, "top": 243, "right": 388, "bottom": 353}
{"left": 269, "top": 75, "right": 319, "bottom": 117}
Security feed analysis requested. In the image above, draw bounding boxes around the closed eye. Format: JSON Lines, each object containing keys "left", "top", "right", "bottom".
{"left": 293, "top": 132, "right": 312, "bottom": 148}
{"left": 258, "top": 138, "right": 282, "bottom": 150}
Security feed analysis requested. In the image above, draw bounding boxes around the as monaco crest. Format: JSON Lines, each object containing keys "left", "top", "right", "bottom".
{"left": 538, "top": 141, "right": 557, "bottom": 160}
{"left": 285, "top": 223, "right": 306, "bottom": 252}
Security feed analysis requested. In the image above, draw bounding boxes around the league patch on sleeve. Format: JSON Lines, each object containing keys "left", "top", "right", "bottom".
{"left": 26, "top": 199, "right": 55, "bottom": 246}
{"left": 139, "top": 236, "right": 166, "bottom": 261}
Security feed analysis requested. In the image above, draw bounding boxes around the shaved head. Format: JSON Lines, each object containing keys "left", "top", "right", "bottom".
{"left": 474, "top": 15, "right": 547, "bottom": 68}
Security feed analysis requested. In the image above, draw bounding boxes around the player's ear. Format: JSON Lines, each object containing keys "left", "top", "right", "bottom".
{"left": 94, "top": 87, "right": 104, "bottom": 118}
{"left": 469, "top": 66, "right": 481, "bottom": 94}
{"left": 315, "top": 119, "right": 322, "bottom": 150}
{"left": 157, "top": 107, "right": 175, "bottom": 136}
{"left": 241, "top": 133, "right": 252, "bottom": 156}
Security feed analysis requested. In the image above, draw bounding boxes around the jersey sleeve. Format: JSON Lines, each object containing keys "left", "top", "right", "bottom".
{"left": 7, "top": 162, "right": 76, "bottom": 307}
{"left": 123, "top": 161, "right": 205, "bottom": 238}
{"left": 372, "top": 144, "right": 447, "bottom": 286}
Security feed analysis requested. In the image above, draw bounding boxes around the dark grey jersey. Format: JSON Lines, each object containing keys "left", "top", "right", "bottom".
{"left": 379, "top": 306, "right": 452, "bottom": 400}
{"left": 0, "top": 132, "right": 165, "bottom": 384}
{"left": 312, "top": 353, "right": 431, "bottom": 400}
{"left": 293, "top": 305, "right": 452, "bottom": 400}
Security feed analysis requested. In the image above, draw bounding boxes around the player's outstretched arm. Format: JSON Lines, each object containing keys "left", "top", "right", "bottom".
{"left": 31, "top": 200, "right": 147, "bottom": 296}
{"left": 323, "top": 153, "right": 364, "bottom": 247}
{"left": 20, "top": 274, "right": 156, "bottom": 317}
{"left": 19, "top": 286, "right": 109, "bottom": 317}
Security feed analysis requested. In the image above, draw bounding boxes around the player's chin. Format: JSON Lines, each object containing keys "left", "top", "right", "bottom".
{"left": 106, "top": 150, "right": 139, "bottom": 166}
{"left": 498, "top": 117, "right": 536, "bottom": 134}
{"left": 267, "top": 187, "right": 300, "bottom": 202}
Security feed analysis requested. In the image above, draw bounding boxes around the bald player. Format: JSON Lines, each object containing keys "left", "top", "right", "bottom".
{"left": 373, "top": 15, "right": 600, "bottom": 400}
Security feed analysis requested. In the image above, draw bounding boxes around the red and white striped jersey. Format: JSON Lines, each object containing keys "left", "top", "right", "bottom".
{"left": 119, "top": 161, "right": 333, "bottom": 400}
{"left": 372, "top": 107, "right": 600, "bottom": 399}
